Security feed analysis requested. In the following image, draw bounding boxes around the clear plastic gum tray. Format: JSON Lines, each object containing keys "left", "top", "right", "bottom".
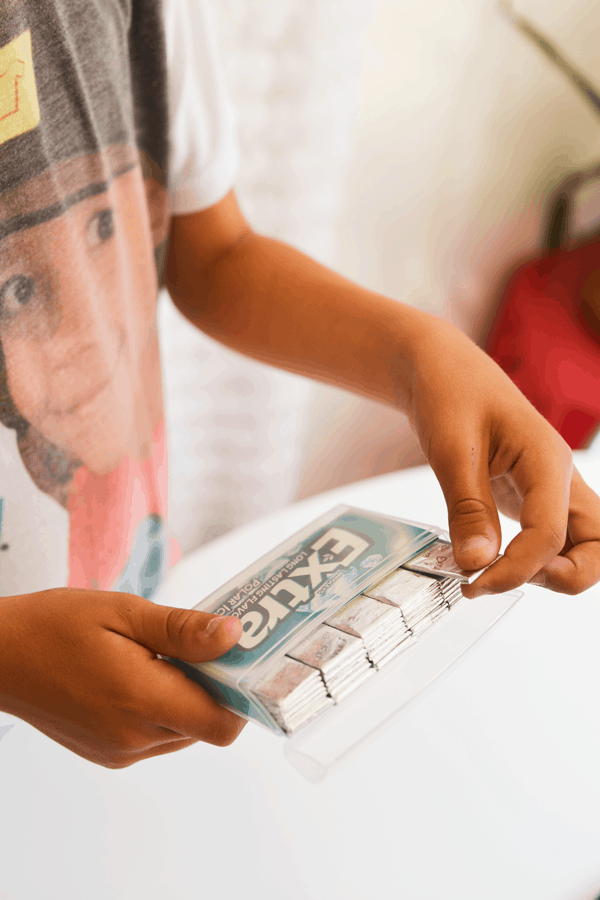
{"left": 166, "top": 506, "right": 521, "bottom": 782}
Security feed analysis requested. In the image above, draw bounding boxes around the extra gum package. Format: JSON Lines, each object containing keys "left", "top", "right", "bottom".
{"left": 166, "top": 506, "right": 520, "bottom": 782}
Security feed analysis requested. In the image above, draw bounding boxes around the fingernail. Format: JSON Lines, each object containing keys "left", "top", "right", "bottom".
{"left": 205, "top": 616, "right": 225, "bottom": 637}
{"left": 460, "top": 535, "right": 492, "bottom": 553}
{"left": 528, "top": 571, "right": 546, "bottom": 588}
{"left": 225, "top": 617, "right": 242, "bottom": 639}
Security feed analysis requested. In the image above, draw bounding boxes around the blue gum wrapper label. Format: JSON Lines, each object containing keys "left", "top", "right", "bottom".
{"left": 198, "top": 510, "right": 436, "bottom": 682}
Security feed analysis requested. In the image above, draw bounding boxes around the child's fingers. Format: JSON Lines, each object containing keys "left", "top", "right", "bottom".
{"left": 135, "top": 737, "right": 200, "bottom": 763}
{"left": 529, "top": 468, "right": 600, "bottom": 594}
{"left": 463, "top": 443, "right": 572, "bottom": 597}
{"left": 136, "top": 657, "right": 247, "bottom": 748}
{"left": 528, "top": 544, "right": 600, "bottom": 594}
{"left": 102, "top": 737, "right": 200, "bottom": 769}
{"left": 96, "top": 640, "right": 246, "bottom": 758}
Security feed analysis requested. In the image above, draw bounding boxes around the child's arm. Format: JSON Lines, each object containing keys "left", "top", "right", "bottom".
{"left": 165, "top": 190, "right": 600, "bottom": 598}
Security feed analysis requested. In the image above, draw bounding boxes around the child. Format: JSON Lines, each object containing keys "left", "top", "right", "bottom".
{"left": 0, "top": 0, "right": 599, "bottom": 768}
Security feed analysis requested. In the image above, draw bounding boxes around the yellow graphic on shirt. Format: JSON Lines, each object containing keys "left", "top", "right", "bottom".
{"left": 0, "top": 30, "right": 39, "bottom": 146}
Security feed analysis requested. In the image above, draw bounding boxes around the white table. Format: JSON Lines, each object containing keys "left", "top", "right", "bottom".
{"left": 1, "top": 455, "right": 600, "bottom": 900}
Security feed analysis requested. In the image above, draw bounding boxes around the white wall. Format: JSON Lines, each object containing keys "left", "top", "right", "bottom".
{"left": 297, "top": 0, "right": 600, "bottom": 495}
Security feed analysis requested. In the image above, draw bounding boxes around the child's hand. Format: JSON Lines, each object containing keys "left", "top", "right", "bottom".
{"left": 407, "top": 316, "right": 600, "bottom": 597}
{"left": 0, "top": 589, "right": 246, "bottom": 767}
{"left": 166, "top": 205, "right": 600, "bottom": 597}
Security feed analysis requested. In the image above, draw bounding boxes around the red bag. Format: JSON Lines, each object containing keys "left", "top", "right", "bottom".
{"left": 485, "top": 232, "right": 600, "bottom": 449}
{"left": 487, "top": 4, "right": 600, "bottom": 449}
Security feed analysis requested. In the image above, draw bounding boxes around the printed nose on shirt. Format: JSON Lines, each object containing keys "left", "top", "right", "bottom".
{"left": 0, "top": 30, "right": 40, "bottom": 146}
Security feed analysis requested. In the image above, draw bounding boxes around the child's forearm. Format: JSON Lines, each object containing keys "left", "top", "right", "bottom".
{"left": 166, "top": 229, "right": 428, "bottom": 413}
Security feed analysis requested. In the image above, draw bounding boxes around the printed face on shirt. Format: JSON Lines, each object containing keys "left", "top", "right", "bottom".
{"left": 0, "top": 145, "right": 167, "bottom": 477}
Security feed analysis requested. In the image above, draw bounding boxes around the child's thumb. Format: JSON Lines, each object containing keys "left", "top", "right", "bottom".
{"left": 117, "top": 597, "right": 243, "bottom": 663}
{"left": 429, "top": 437, "right": 502, "bottom": 573}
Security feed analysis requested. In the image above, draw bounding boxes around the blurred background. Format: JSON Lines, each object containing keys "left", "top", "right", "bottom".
{"left": 159, "top": 0, "right": 600, "bottom": 557}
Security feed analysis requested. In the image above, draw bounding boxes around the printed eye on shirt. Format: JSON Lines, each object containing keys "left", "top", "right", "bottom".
{"left": 0, "top": 30, "right": 39, "bottom": 146}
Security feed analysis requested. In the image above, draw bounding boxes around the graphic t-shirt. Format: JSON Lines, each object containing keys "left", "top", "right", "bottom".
{"left": 0, "top": 0, "right": 239, "bottom": 598}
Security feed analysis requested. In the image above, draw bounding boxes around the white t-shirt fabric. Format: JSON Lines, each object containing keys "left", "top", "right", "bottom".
{"left": 0, "top": 0, "right": 240, "bottom": 598}
{"left": 165, "top": 0, "right": 240, "bottom": 215}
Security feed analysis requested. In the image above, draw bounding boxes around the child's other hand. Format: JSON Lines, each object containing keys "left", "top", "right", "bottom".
{"left": 0, "top": 589, "right": 246, "bottom": 767}
{"left": 407, "top": 316, "right": 600, "bottom": 597}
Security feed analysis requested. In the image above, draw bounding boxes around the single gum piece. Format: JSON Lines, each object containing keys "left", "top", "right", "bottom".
{"left": 363, "top": 567, "right": 439, "bottom": 605}
{"left": 403, "top": 539, "right": 500, "bottom": 584}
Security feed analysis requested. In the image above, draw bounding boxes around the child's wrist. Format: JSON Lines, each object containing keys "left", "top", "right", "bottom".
{"left": 387, "top": 304, "right": 449, "bottom": 411}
